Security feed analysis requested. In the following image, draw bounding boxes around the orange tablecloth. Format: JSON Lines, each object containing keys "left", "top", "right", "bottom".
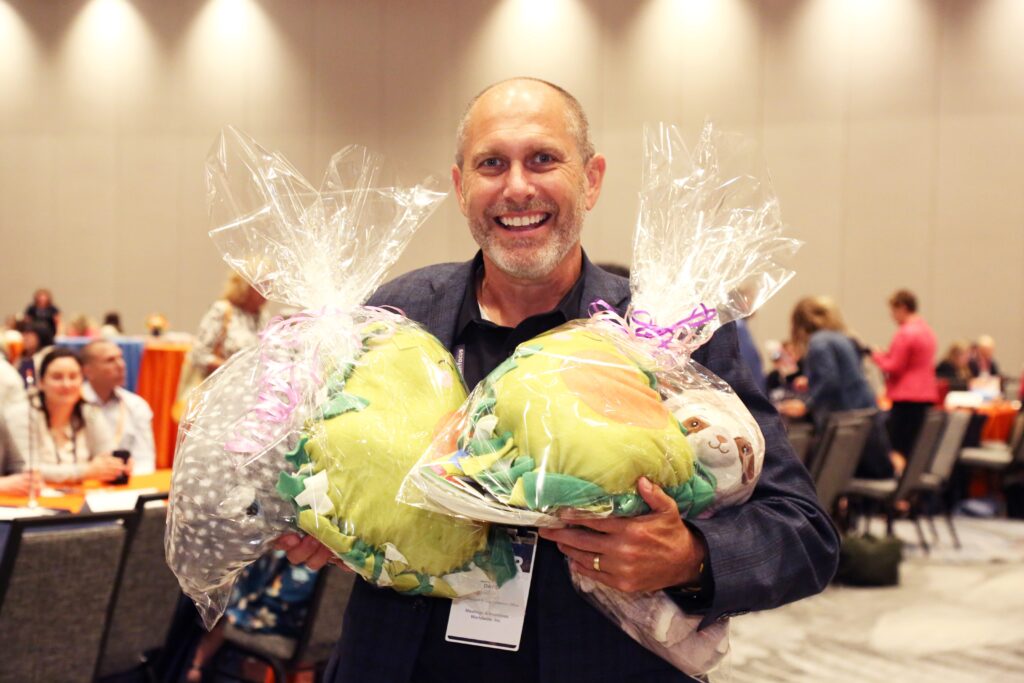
{"left": 4, "top": 338, "right": 22, "bottom": 364}
{"left": 977, "top": 402, "right": 1017, "bottom": 443}
{"left": 0, "top": 469, "right": 172, "bottom": 513}
{"left": 136, "top": 342, "right": 190, "bottom": 469}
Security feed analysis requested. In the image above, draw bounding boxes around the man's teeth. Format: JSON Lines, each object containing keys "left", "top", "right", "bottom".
{"left": 499, "top": 214, "right": 545, "bottom": 228}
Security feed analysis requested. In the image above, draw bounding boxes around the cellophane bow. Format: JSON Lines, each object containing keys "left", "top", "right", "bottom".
{"left": 167, "top": 128, "right": 517, "bottom": 630}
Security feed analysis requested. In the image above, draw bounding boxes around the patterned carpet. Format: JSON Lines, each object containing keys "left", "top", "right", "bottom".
{"left": 717, "top": 517, "right": 1024, "bottom": 683}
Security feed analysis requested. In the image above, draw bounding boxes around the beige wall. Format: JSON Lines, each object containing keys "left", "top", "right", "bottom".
{"left": 1, "top": 0, "right": 1022, "bottom": 374}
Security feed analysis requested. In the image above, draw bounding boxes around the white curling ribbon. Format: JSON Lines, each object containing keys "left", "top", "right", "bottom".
{"left": 473, "top": 414, "right": 499, "bottom": 440}
{"left": 295, "top": 470, "right": 335, "bottom": 516}
{"left": 441, "top": 565, "right": 492, "bottom": 595}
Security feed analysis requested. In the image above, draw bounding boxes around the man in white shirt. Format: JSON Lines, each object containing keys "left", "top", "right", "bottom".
{"left": 81, "top": 340, "right": 157, "bottom": 474}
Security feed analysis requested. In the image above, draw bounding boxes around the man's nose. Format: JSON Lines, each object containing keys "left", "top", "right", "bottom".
{"left": 503, "top": 162, "right": 535, "bottom": 203}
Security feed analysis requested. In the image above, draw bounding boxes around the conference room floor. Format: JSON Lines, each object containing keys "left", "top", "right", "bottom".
{"left": 726, "top": 516, "right": 1024, "bottom": 683}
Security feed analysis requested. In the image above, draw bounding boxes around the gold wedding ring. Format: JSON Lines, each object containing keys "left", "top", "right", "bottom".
{"left": 593, "top": 555, "right": 601, "bottom": 572}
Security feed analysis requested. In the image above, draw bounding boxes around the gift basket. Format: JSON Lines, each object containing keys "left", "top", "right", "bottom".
{"left": 400, "top": 121, "right": 800, "bottom": 674}
{"left": 166, "top": 128, "right": 515, "bottom": 629}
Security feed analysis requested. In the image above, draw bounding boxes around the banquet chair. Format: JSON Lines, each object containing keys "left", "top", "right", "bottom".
{"left": 914, "top": 409, "right": 972, "bottom": 549}
{"left": 844, "top": 409, "right": 947, "bottom": 552}
{"left": 785, "top": 421, "right": 815, "bottom": 466}
{"left": 959, "top": 410, "right": 1024, "bottom": 470}
{"left": 810, "top": 409, "right": 875, "bottom": 517}
{"left": 211, "top": 563, "right": 356, "bottom": 683}
{"left": 0, "top": 511, "right": 134, "bottom": 683}
{"left": 95, "top": 493, "right": 182, "bottom": 682}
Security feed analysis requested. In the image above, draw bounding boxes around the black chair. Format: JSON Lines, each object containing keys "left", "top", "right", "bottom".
{"left": 211, "top": 563, "right": 356, "bottom": 682}
{"left": 809, "top": 409, "right": 876, "bottom": 517}
{"left": 959, "top": 410, "right": 1024, "bottom": 470}
{"left": 914, "top": 409, "right": 972, "bottom": 548}
{"left": 785, "top": 421, "right": 815, "bottom": 466}
{"left": 0, "top": 511, "right": 134, "bottom": 683}
{"left": 845, "top": 409, "right": 947, "bottom": 551}
{"left": 95, "top": 493, "right": 182, "bottom": 682}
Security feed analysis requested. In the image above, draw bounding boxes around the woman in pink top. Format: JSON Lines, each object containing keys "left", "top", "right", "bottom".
{"left": 871, "top": 289, "right": 938, "bottom": 459}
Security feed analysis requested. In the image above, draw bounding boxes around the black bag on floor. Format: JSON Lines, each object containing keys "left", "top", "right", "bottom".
{"left": 835, "top": 533, "right": 902, "bottom": 587}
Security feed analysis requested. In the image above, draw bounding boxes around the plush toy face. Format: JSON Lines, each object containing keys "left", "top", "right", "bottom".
{"left": 664, "top": 388, "right": 764, "bottom": 511}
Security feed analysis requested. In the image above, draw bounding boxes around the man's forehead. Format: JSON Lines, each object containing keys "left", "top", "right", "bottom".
{"left": 467, "top": 83, "right": 568, "bottom": 132}
{"left": 91, "top": 343, "right": 123, "bottom": 361}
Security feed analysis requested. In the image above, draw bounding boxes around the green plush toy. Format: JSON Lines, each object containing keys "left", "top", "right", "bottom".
{"left": 278, "top": 324, "right": 515, "bottom": 597}
{"left": 427, "top": 324, "right": 714, "bottom": 519}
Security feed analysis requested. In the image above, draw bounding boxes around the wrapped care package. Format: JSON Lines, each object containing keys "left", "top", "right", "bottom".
{"left": 166, "top": 128, "right": 514, "bottom": 629}
{"left": 400, "top": 122, "right": 800, "bottom": 675}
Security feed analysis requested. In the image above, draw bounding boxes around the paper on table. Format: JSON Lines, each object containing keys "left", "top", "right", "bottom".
{"left": 0, "top": 506, "right": 61, "bottom": 520}
{"left": 82, "top": 488, "right": 158, "bottom": 512}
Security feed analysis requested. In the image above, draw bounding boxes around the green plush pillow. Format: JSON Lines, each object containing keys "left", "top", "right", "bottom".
{"left": 278, "top": 324, "right": 514, "bottom": 597}
{"left": 447, "top": 324, "right": 708, "bottom": 517}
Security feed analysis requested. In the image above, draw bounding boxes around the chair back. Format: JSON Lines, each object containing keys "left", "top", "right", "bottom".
{"left": 894, "top": 409, "right": 947, "bottom": 500}
{"left": 926, "top": 409, "right": 972, "bottom": 484}
{"left": 292, "top": 564, "right": 356, "bottom": 664}
{"left": 1010, "top": 411, "right": 1024, "bottom": 465}
{"left": 95, "top": 493, "right": 182, "bottom": 678}
{"left": 0, "top": 511, "right": 134, "bottom": 683}
{"left": 786, "top": 422, "right": 815, "bottom": 465}
{"left": 813, "top": 410, "right": 875, "bottom": 512}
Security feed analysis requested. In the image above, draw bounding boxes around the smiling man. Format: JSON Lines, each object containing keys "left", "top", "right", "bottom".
{"left": 81, "top": 340, "right": 156, "bottom": 474}
{"left": 280, "top": 78, "right": 839, "bottom": 683}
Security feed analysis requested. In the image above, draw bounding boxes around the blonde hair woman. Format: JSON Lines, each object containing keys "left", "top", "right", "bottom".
{"left": 190, "top": 272, "right": 269, "bottom": 377}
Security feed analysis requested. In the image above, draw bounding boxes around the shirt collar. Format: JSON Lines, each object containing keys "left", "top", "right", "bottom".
{"left": 455, "top": 250, "right": 587, "bottom": 335}
{"left": 82, "top": 382, "right": 121, "bottom": 406}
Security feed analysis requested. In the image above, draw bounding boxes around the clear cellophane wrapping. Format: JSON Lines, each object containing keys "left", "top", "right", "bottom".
{"left": 399, "top": 122, "right": 800, "bottom": 675}
{"left": 166, "top": 127, "right": 515, "bottom": 630}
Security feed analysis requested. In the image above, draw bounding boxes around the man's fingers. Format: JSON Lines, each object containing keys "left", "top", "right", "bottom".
{"left": 637, "top": 477, "right": 678, "bottom": 515}
{"left": 273, "top": 533, "right": 302, "bottom": 552}
{"left": 539, "top": 526, "right": 610, "bottom": 554}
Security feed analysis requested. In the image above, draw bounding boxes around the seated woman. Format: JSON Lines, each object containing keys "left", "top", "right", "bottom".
{"left": 936, "top": 340, "right": 972, "bottom": 392}
{"left": 3, "top": 348, "right": 130, "bottom": 483}
{"left": 779, "top": 296, "right": 896, "bottom": 480}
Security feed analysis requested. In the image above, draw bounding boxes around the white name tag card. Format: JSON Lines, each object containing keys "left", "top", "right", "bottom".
{"left": 446, "top": 528, "right": 538, "bottom": 651}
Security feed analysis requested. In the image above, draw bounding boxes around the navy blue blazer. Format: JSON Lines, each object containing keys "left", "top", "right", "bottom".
{"left": 324, "top": 255, "right": 840, "bottom": 683}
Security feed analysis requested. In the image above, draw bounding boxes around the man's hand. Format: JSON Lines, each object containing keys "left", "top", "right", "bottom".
{"left": 86, "top": 453, "right": 132, "bottom": 482}
{"left": 778, "top": 398, "right": 807, "bottom": 418}
{"left": 274, "top": 533, "right": 350, "bottom": 572}
{"left": 538, "top": 477, "right": 706, "bottom": 593}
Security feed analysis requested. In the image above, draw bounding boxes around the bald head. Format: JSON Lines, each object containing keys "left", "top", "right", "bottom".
{"left": 455, "top": 78, "right": 594, "bottom": 169}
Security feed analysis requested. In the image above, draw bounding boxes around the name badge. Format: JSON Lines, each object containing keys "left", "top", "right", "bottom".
{"left": 445, "top": 528, "right": 537, "bottom": 651}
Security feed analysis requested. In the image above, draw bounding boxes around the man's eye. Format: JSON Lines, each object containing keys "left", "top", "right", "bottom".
{"left": 479, "top": 158, "right": 503, "bottom": 168}
{"left": 533, "top": 153, "right": 555, "bottom": 164}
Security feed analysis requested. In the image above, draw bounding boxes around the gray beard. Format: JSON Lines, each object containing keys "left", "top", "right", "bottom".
{"left": 469, "top": 200, "right": 585, "bottom": 281}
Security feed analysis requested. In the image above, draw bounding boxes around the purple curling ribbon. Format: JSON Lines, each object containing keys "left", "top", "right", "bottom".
{"left": 223, "top": 306, "right": 399, "bottom": 459}
{"left": 224, "top": 311, "right": 326, "bottom": 457}
{"left": 588, "top": 299, "right": 718, "bottom": 352}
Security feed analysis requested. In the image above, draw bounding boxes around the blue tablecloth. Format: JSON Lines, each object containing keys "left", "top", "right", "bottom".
{"left": 53, "top": 337, "right": 145, "bottom": 391}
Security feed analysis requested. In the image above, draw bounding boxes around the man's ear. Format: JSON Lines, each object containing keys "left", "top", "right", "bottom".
{"left": 452, "top": 164, "right": 468, "bottom": 216}
{"left": 583, "top": 154, "right": 606, "bottom": 211}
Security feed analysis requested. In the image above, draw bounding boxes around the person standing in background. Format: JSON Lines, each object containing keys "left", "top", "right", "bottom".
{"left": 871, "top": 289, "right": 938, "bottom": 463}
{"left": 190, "top": 272, "right": 269, "bottom": 378}
{"left": 24, "top": 288, "right": 61, "bottom": 338}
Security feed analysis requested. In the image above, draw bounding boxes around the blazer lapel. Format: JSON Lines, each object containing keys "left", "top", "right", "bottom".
{"left": 578, "top": 253, "right": 631, "bottom": 317}
{"left": 426, "top": 261, "right": 473, "bottom": 348}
